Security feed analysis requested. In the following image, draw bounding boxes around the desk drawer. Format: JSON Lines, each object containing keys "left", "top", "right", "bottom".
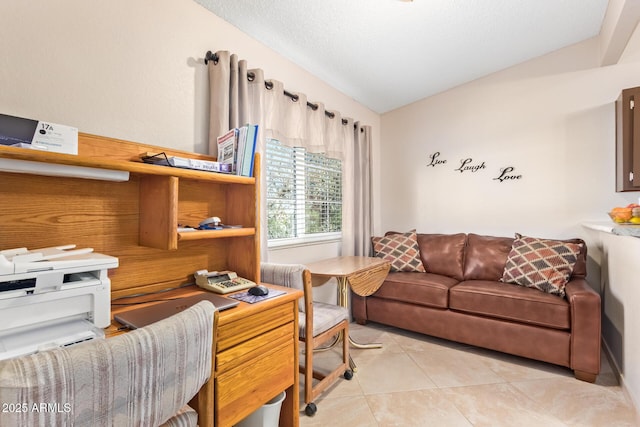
{"left": 217, "top": 321, "right": 294, "bottom": 372}
{"left": 217, "top": 303, "right": 294, "bottom": 352}
{"left": 216, "top": 339, "right": 294, "bottom": 426}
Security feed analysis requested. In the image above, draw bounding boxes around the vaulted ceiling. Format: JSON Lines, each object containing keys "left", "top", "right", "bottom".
{"left": 195, "top": 0, "right": 610, "bottom": 113}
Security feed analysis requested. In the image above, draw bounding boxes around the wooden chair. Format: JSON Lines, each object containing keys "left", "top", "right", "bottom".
{"left": 0, "top": 300, "right": 216, "bottom": 427}
{"left": 261, "top": 263, "right": 353, "bottom": 417}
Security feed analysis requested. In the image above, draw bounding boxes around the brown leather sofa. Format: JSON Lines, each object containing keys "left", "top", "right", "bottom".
{"left": 351, "top": 233, "right": 602, "bottom": 382}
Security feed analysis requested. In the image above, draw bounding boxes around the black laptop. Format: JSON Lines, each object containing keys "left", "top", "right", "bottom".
{"left": 114, "top": 292, "right": 238, "bottom": 329}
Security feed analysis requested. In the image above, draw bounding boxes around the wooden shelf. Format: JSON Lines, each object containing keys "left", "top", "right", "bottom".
{"left": 0, "top": 144, "right": 255, "bottom": 185}
{"left": 0, "top": 132, "right": 260, "bottom": 295}
{"left": 177, "top": 227, "right": 256, "bottom": 241}
{"left": 0, "top": 133, "right": 259, "bottom": 252}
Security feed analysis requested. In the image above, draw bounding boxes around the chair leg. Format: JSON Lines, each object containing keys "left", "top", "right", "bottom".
{"left": 304, "top": 338, "right": 313, "bottom": 405}
{"left": 343, "top": 324, "right": 353, "bottom": 379}
{"left": 304, "top": 402, "right": 317, "bottom": 417}
{"left": 301, "top": 321, "right": 354, "bottom": 417}
{"left": 303, "top": 337, "right": 319, "bottom": 417}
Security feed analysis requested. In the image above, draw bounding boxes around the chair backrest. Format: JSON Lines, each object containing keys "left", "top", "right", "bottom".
{"left": 261, "top": 263, "right": 309, "bottom": 313}
{"left": 0, "top": 300, "right": 216, "bottom": 427}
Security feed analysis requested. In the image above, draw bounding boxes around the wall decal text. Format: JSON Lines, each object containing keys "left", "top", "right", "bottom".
{"left": 455, "top": 158, "right": 486, "bottom": 173}
{"left": 427, "top": 151, "right": 447, "bottom": 167}
{"left": 426, "top": 151, "right": 524, "bottom": 183}
{"left": 493, "top": 166, "right": 522, "bottom": 182}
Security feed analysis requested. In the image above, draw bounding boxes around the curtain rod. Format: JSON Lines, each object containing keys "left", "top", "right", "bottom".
{"left": 205, "top": 51, "right": 350, "bottom": 126}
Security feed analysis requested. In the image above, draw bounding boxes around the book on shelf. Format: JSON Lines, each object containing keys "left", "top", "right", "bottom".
{"left": 216, "top": 124, "right": 258, "bottom": 177}
{"left": 216, "top": 128, "right": 238, "bottom": 172}
{"left": 239, "top": 124, "right": 258, "bottom": 177}
{"left": 141, "top": 152, "right": 232, "bottom": 173}
{"left": 236, "top": 125, "right": 248, "bottom": 176}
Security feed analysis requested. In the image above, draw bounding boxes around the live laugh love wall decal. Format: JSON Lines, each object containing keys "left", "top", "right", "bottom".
{"left": 426, "top": 151, "right": 523, "bottom": 183}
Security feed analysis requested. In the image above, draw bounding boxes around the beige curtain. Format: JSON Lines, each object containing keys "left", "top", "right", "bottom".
{"left": 352, "top": 124, "right": 373, "bottom": 256}
{"left": 340, "top": 117, "right": 355, "bottom": 256}
{"left": 207, "top": 50, "right": 371, "bottom": 259}
{"left": 208, "top": 51, "right": 251, "bottom": 156}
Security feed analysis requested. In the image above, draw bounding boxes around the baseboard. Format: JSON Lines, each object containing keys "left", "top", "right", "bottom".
{"left": 602, "top": 338, "right": 640, "bottom": 423}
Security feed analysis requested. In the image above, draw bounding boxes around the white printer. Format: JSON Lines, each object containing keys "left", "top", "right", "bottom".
{"left": 0, "top": 244, "right": 118, "bottom": 360}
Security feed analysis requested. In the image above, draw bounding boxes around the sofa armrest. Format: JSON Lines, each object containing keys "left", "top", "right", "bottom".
{"left": 564, "top": 278, "right": 601, "bottom": 379}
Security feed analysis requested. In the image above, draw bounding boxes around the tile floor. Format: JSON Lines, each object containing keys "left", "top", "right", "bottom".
{"left": 298, "top": 322, "right": 639, "bottom": 427}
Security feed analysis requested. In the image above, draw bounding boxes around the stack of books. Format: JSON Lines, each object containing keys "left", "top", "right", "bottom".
{"left": 140, "top": 123, "right": 258, "bottom": 176}
{"left": 216, "top": 124, "right": 258, "bottom": 177}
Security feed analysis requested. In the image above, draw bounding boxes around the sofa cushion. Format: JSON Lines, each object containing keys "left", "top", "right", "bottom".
{"left": 373, "top": 272, "right": 458, "bottom": 309}
{"left": 450, "top": 280, "right": 570, "bottom": 329}
{"left": 416, "top": 233, "right": 467, "bottom": 280}
{"left": 373, "top": 230, "right": 426, "bottom": 272}
{"left": 463, "top": 234, "right": 514, "bottom": 281}
{"left": 500, "top": 234, "right": 583, "bottom": 297}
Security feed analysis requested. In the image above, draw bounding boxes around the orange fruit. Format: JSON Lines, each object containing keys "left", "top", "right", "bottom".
{"left": 612, "top": 207, "right": 633, "bottom": 221}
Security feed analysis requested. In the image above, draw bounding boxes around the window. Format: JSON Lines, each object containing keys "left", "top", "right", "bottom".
{"left": 266, "top": 138, "right": 342, "bottom": 246}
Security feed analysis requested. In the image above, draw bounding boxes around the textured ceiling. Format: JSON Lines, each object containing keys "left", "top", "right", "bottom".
{"left": 195, "top": 0, "right": 609, "bottom": 114}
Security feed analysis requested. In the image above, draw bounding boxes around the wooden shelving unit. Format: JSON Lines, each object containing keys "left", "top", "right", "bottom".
{"left": 0, "top": 133, "right": 260, "bottom": 298}
{"left": 0, "top": 132, "right": 304, "bottom": 427}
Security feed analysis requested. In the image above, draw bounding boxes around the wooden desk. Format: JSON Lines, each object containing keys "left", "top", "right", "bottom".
{"left": 108, "top": 284, "right": 302, "bottom": 427}
{"left": 305, "top": 256, "right": 390, "bottom": 370}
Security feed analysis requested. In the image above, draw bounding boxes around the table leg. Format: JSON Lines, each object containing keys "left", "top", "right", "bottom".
{"left": 348, "top": 335, "right": 382, "bottom": 349}
{"left": 337, "top": 276, "right": 349, "bottom": 307}
{"left": 310, "top": 275, "right": 385, "bottom": 370}
{"left": 335, "top": 276, "right": 382, "bottom": 371}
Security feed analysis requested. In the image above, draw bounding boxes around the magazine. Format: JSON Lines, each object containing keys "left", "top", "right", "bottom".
{"left": 215, "top": 125, "right": 258, "bottom": 176}
{"left": 216, "top": 128, "right": 238, "bottom": 171}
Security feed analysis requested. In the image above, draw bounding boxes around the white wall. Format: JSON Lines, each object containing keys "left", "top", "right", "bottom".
{"left": 380, "top": 34, "right": 640, "bottom": 239}
{"left": 381, "top": 23, "right": 640, "bottom": 412}
{"left": 0, "top": 0, "right": 381, "bottom": 264}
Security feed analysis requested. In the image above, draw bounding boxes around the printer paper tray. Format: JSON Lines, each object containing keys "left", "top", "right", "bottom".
{"left": 0, "top": 317, "right": 104, "bottom": 361}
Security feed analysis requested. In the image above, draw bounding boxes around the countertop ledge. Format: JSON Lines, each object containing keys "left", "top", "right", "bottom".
{"left": 582, "top": 221, "right": 640, "bottom": 237}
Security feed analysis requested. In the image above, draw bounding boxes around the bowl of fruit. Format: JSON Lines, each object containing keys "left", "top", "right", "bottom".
{"left": 609, "top": 204, "right": 640, "bottom": 224}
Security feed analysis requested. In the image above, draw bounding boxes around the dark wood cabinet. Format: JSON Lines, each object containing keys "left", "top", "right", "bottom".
{"left": 616, "top": 86, "right": 640, "bottom": 191}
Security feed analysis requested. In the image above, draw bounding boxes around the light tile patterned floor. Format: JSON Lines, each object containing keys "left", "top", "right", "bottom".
{"left": 298, "top": 323, "right": 639, "bottom": 427}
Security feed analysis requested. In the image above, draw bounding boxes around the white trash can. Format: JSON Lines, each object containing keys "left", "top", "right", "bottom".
{"left": 236, "top": 391, "right": 286, "bottom": 427}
